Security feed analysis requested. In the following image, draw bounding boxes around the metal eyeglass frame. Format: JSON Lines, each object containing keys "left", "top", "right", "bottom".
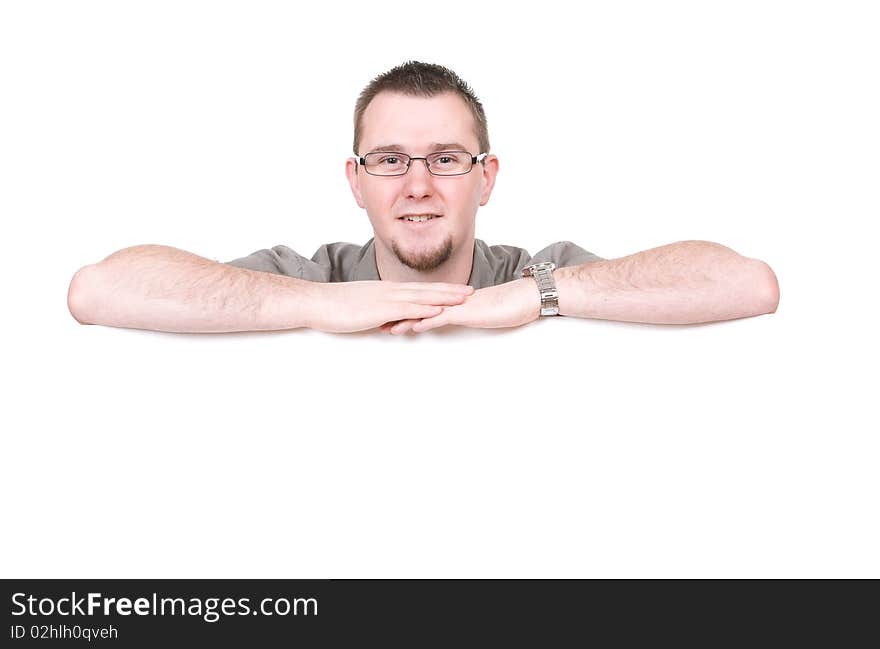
{"left": 354, "top": 150, "right": 488, "bottom": 177}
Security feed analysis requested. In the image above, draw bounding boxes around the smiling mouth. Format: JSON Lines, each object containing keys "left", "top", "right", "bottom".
{"left": 398, "top": 215, "right": 443, "bottom": 224}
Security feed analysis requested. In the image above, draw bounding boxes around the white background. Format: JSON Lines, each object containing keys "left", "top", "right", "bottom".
{"left": 1, "top": 0, "right": 877, "bottom": 577}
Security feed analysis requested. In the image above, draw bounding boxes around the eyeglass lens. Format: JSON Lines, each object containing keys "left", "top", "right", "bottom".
{"left": 363, "top": 151, "right": 472, "bottom": 176}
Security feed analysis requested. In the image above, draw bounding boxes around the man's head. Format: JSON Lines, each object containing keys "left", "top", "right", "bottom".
{"left": 345, "top": 61, "right": 499, "bottom": 277}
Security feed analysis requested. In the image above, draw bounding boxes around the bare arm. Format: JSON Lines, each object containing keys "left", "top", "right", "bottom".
{"left": 66, "top": 245, "right": 322, "bottom": 333}
{"left": 67, "top": 244, "right": 475, "bottom": 334}
{"left": 553, "top": 240, "right": 780, "bottom": 324}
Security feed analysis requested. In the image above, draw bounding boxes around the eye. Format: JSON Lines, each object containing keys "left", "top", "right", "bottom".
{"left": 380, "top": 156, "right": 400, "bottom": 165}
{"left": 432, "top": 152, "right": 464, "bottom": 165}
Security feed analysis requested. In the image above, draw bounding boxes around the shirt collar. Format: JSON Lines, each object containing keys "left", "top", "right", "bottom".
{"left": 352, "top": 238, "right": 495, "bottom": 289}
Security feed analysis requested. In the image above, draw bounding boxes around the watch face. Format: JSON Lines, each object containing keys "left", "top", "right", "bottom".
{"left": 524, "top": 261, "right": 556, "bottom": 276}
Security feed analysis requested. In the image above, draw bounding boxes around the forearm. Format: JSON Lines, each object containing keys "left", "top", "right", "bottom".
{"left": 67, "top": 245, "right": 322, "bottom": 333}
{"left": 554, "top": 240, "right": 779, "bottom": 324}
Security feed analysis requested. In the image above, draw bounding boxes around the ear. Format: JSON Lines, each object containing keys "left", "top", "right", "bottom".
{"left": 478, "top": 155, "right": 499, "bottom": 207}
{"left": 345, "top": 157, "right": 366, "bottom": 209}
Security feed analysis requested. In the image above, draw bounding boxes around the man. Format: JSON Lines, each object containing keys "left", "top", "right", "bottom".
{"left": 67, "top": 61, "right": 779, "bottom": 335}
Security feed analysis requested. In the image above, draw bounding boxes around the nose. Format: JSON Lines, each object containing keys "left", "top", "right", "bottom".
{"left": 402, "top": 158, "right": 435, "bottom": 198}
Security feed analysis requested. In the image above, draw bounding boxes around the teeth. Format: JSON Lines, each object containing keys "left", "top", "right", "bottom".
{"left": 404, "top": 215, "right": 436, "bottom": 222}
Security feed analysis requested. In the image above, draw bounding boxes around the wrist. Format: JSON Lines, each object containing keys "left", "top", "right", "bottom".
{"left": 553, "top": 266, "right": 574, "bottom": 317}
{"left": 516, "top": 277, "right": 542, "bottom": 320}
{"left": 268, "top": 277, "right": 324, "bottom": 330}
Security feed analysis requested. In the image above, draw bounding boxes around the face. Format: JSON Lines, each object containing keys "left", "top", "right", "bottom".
{"left": 345, "top": 91, "right": 499, "bottom": 273}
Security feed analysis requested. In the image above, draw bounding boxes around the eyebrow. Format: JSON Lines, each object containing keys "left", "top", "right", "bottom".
{"left": 366, "top": 142, "right": 470, "bottom": 154}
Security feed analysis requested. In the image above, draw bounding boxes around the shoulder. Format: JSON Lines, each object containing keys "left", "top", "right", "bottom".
{"left": 223, "top": 245, "right": 308, "bottom": 276}
{"left": 525, "top": 240, "right": 606, "bottom": 269}
{"left": 472, "top": 239, "right": 533, "bottom": 287}
{"left": 224, "top": 242, "right": 362, "bottom": 282}
{"left": 473, "top": 239, "right": 606, "bottom": 286}
{"left": 309, "top": 241, "right": 369, "bottom": 282}
{"left": 475, "top": 239, "right": 533, "bottom": 265}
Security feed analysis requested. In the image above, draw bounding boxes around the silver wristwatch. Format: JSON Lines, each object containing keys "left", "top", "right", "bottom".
{"left": 521, "top": 261, "right": 559, "bottom": 316}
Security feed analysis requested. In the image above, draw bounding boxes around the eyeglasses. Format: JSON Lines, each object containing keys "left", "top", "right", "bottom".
{"left": 355, "top": 150, "right": 488, "bottom": 177}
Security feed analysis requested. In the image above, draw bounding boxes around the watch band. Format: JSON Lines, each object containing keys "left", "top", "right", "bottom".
{"left": 521, "top": 261, "right": 559, "bottom": 316}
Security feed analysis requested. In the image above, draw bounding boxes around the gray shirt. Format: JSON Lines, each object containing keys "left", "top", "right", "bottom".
{"left": 224, "top": 238, "right": 604, "bottom": 289}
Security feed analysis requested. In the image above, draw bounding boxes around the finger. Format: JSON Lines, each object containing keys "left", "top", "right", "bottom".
{"left": 401, "top": 304, "right": 445, "bottom": 321}
{"left": 398, "top": 282, "right": 475, "bottom": 294}
{"left": 394, "top": 289, "right": 471, "bottom": 306}
{"left": 410, "top": 318, "right": 431, "bottom": 333}
{"left": 390, "top": 320, "right": 417, "bottom": 335}
{"left": 412, "top": 310, "right": 449, "bottom": 333}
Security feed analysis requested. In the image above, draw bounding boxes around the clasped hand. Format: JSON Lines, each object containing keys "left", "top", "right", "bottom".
{"left": 310, "top": 279, "right": 540, "bottom": 334}
{"left": 380, "top": 278, "right": 540, "bottom": 335}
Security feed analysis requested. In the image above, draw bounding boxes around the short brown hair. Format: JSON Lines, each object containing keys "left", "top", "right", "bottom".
{"left": 352, "top": 60, "right": 490, "bottom": 157}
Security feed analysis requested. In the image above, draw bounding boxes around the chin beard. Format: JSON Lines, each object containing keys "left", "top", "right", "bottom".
{"left": 391, "top": 235, "right": 454, "bottom": 272}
